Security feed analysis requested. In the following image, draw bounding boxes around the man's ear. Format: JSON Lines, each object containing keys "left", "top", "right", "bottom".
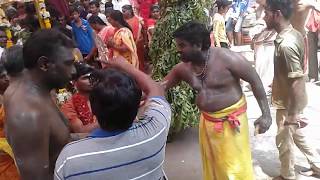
{"left": 37, "top": 56, "right": 51, "bottom": 72}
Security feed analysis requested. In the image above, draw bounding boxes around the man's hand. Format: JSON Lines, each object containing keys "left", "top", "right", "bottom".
{"left": 254, "top": 115, "right": 272, "bottom": 134}
{"left": 286, "top": 114, "right": 299, "bottom": 123}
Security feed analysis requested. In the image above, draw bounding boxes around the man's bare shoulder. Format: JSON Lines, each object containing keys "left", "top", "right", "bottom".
{"left": 211, "top": 47, "right": 245, "bottom": 64}
{"left": 4, "top": 86, "right": 50, "bottom": 130}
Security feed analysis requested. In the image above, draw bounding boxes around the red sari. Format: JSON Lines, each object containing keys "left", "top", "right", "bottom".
{"left": 0, "top": 105, "right": 19, "bottom": 180}
{"left": 61, "top": 93, "right": 95, "bottom": 128}
{"left": 126, "top": 16, "right": 145, "bottom": 71}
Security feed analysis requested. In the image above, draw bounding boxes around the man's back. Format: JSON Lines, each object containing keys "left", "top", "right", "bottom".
{"left": 5, "top": 76, "right": 70, "bottom": 179}
{"left": 55, "top": 97, "right": 171, "bottom": 180}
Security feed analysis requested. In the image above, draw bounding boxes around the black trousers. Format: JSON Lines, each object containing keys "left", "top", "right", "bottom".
{"left": 215, "top": 42, "right": 229, "bottom": 48}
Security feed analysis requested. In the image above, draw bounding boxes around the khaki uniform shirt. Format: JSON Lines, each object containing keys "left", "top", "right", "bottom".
{"left": 272, "top": 25, "right": 307, "bottom": 109}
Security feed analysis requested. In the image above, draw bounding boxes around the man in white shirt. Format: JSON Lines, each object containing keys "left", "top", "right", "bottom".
{"left": 111, "top": 0, "right": 131, "bottom": 11}
{"left": 87, "top": 0, "right": 108, "bottom": 25}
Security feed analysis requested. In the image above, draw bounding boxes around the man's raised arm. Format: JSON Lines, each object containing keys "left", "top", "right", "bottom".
{"left": 109, "top": 57, "right": 164, "bottom": 97}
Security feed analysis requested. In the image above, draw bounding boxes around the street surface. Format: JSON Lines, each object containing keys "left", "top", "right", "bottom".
{"left": 164, "top": 82, "right": 320, "bottom": 180}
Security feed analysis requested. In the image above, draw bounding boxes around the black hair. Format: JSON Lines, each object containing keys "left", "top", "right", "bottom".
{"left": 173, "top": 21, "right": 211, "bottom": 50}
{"left": 23, "top": 29, "right": 75, "bottom": 69}
{"left": 216, "top": 0, "right": 232, "bottom": 10}
{"left": 266, "top": 0, "right": 293, "bottom": 20}
{"left": 1, "top": 45, "right": 24, "bottom": 76}
{"left": 25, "top": 2, "right": 36, "bottom": 15}
{"left": 89, "top": 68, "right": 142, "bottom": 131}
{"left": 122, "top": 5, "right": 134, "bottom": 16}
{"left": 105, "top": 2, "right": 113, "bottom": 9}
{"left": 150, "top": 4, "right": 160, "bottom": 12}
{"left": 89, "top": 0, "right": 100, "bottom": 8}
{"left": 70, "top": 6, "right": 81, "bottom": 14}
{"left": 88, "top": 15, "right": 107, "bottom": 26}
{"left": 109, "top": 10, "right": 133, "bottom": 32}
{"left": 74, "top": 62, "right": 94, "bottom": 80}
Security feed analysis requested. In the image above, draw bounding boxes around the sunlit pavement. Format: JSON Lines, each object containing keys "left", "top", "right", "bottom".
{"left": 164, "top": 45, "right": 320, "bottom": 180}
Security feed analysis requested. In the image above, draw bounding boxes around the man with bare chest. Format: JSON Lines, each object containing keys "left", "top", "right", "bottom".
{"left": 163, "top": 22, "right": 272, "bottom": 180}
{"left": 290, "top": 0, "right": 320, "bottom": 80}
{"left": 4, "top": 29, "right": 76, "bottom": 180}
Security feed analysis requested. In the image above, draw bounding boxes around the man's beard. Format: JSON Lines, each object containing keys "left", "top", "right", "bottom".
{"left": 180, "top": 50, "right": 203, "bottom": 64}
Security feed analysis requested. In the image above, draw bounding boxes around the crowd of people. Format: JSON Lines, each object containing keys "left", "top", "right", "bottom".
{"left": 0, "top": 0, "right": 320, "bottom": 180}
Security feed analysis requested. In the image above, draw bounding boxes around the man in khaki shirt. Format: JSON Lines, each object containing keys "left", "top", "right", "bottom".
{"left": 264, "top": 0, "right": 320, "bottom": 179}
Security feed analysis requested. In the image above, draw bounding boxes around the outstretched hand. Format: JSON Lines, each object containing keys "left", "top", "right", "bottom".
{"left": 254, "top": 115, "right": 272, "bottom": 135}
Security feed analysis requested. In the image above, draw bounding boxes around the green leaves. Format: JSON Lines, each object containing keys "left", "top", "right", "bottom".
{"left": 150, "top": 0, "right": 213, "bottom": 133}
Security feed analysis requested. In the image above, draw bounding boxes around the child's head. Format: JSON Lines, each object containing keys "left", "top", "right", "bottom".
{"left": 216, "top": 0, "right": 232, "bottom": 13}
{"left": 70, "top": 6, "right": 81, "bottom": 20}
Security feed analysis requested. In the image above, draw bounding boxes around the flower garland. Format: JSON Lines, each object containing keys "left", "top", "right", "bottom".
{"left": 72, "top": 93, "right": 94, "bottom": 125}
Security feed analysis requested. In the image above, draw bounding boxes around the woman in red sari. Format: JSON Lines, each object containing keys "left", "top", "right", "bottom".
{"left": 61, "top": 62, "right": 99, "bottom": 133}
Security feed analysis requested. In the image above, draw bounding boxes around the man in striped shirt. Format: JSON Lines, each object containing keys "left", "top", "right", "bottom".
{"left": 54, "top": 57, "right": 171, "bottom": 180}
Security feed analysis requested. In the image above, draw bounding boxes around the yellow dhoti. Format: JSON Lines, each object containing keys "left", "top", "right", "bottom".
{"left": 199, "top": 96, "right": 254, "bottom": 180}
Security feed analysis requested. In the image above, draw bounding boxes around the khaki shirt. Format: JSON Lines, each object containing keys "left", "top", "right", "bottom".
{"left": 272, "top": 25, "right": 306, "bottom": 109}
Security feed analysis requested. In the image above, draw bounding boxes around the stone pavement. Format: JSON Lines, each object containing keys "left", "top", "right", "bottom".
{"left": 164, "top": 83, "right": 320, "bottom": 180}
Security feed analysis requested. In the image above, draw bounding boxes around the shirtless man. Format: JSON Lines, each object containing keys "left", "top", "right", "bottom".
{"left": 163, "top": 21, "right": 272, "bottom": 180}
{"left": 290, "top": 0, "right": 320, "bottom": 80}
{"left": 4, "top": 29, "right": 76, "bottom": 180}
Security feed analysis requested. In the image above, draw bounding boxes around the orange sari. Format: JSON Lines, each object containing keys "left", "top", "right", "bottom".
{"left": 0, "top": 105, "right": 19, "bottom": 180}
{"left": 113, "top": 27, "right": 139, "bottom": 69}
{"left": 126, "top": 16, "right": 145, "bottom": 71}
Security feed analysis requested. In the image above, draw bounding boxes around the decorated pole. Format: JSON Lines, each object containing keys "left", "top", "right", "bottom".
{"left": 149, "top": 0, "right": 214, "bottom": 135}
{"left": 0, "top": 6, "right": 13, "bottom": 48}
{"left": 34, "top": 0, "right": 51, "bottom": 29}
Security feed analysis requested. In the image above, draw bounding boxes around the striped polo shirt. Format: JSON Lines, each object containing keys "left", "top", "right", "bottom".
{"left": 54, "top": 97, "right": 171, "bottom": 180}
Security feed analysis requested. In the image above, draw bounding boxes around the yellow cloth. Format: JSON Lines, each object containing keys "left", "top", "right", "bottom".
{"left": 113, "top": 28, "right": 139, "bottom": 69}
{"left": 212, "top": 13, "right": 229, "bottom": 47}
{"left": 199, "top": 96, "right": 254, "bottom": 180}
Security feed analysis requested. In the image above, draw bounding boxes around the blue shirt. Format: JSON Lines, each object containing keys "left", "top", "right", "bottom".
{"left": 231, "top": 0, "right": 249, "bottom": 17}
{"left": 71, "top": 19, "right": 94, "bottom": 55}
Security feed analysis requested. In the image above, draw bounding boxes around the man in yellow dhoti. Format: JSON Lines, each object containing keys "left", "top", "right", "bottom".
{"left": 163, "top": 22, "right": 272, "bottom": 180}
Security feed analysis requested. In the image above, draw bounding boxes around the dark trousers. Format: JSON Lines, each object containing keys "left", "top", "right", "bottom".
{"left": 215, "top": 42, "right": 229, "bottom": 48}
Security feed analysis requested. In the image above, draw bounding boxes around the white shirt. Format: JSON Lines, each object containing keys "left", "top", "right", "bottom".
{"left": 87, "top": 13, "right": 108, "bottom": 25}
{"left": 0, "top": 47, "right": 4, "bottom": 58}
{"left": 112, "top": 0, "right": 131, "bottom": 11}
